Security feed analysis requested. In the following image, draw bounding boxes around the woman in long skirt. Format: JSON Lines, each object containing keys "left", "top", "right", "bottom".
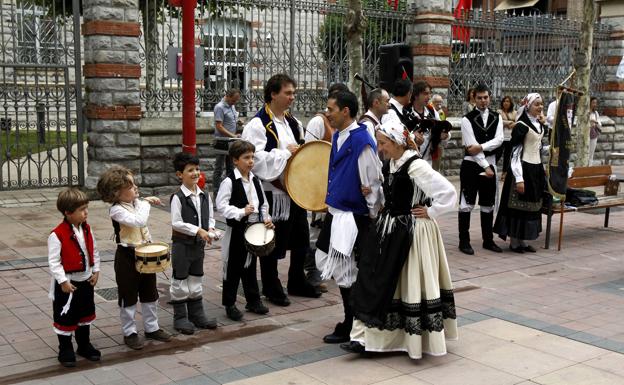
{"left": 343, "top": 120, "right": 458, "bottom": 359}
{"left": 494, "top": 93, "right": 547, "bottom": 252}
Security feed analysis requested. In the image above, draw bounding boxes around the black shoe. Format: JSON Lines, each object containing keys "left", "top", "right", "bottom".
{"left": 524, "top": 245, "right": 537, "bottom": 253}
{"left": 509, "top": 245, "right": 525, "bottom": 253}
{"left": 76, "top": 343, "right": 101, "bottom": 362}
{"left": 225, "top": 305, "right": 243, "bottom": 321}
{"left": 57, "top": 335, "right": 76, "bottom": 367}
{"left": 267, "top": 296, "right": 291, "bottom": 307}
{"left": 483, "top": 241, "right": 503, "bottom": 253}
{"left": 323, "top": 322, "right": 351, "bottom": 344}
{"left": 459, "top": 242, "right": 474, "bottom": 255}
{"left": 288, "top": 282, "right": 322, "bottom": 298}
{"left": 245, "top": 301, "right": 269, "bottom": 315}
{"left": 187, "top": 298, "right": 218, "bottom": 329}
{"left": 340, "top": 341, "right": 365, "bottom": 354}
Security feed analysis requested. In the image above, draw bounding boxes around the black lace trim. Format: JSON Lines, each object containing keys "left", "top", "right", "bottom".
{"left": 365, "top": 289, "right": 456, "bottom": 336}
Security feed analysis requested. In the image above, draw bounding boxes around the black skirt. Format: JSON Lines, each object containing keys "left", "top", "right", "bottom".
{"left": 351, "top": 212, "right": 414, "bottom": 328}
{"left": 494, "top": 161, "right": 545, "bottom": 241}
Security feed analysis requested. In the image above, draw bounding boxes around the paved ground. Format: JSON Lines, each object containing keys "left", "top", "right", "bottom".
{"left": 0, "top": 171, "right": 623, "bottom": 384}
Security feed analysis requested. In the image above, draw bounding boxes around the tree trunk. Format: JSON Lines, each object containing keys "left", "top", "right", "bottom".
{"left": 574, "top": 0, "right": 595, "bottom": 167}
{"left": 346, "top": 0, "right": 365, "bottom": 110}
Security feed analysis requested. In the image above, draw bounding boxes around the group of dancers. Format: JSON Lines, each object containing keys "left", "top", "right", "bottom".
{"left": 47, "top": 72, "right": 549, "bottom": 367}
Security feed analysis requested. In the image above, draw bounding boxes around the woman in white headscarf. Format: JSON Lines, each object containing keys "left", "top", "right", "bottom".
{"left": 494, "top": 93, "right": 547, "bottom": 252}
{"left": 343, "top": 119, "right": 458, "bottom": 360}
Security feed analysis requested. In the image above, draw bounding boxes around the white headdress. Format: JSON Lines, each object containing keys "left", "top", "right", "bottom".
{"left": 516, "top": 92, "right": 542, "bottom": 120}
{"left": 377, "top": 119, "right": 412, "bottom": 146}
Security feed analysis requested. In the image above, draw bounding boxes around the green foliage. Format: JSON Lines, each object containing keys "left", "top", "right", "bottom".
{"left": 318, "top": 0, "right": 406, "bottom": 65}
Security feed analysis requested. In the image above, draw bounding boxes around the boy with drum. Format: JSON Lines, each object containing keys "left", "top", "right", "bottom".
{"left": 97, "top": 167, "right": 172, "bottom": 350}
{"left": 216, "top": 140, "right": 274, "bottom": 321}
{"left": 48, "top": 188, "right": 101, "bottom": 367}
{"left": 169, "top": 152, "right": 218, "bottom": 334}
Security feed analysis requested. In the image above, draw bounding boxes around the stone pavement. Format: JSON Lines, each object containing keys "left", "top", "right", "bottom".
{"left": 0, "top": 175, "right": 623, "bottom": 384}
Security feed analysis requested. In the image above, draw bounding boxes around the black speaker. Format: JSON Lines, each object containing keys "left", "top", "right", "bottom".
{"left": 378, "top": 43, "right": 413, "bottom": 92}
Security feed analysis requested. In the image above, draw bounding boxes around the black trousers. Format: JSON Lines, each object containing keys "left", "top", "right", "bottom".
{"left": 261, "top": 192, "right": 309, "bottom": 299}
{"left": 459, "top": 160, "right": 496, "bottom": 207}
{"left": 222, "top": 225, "right": 261, "bottom": 306}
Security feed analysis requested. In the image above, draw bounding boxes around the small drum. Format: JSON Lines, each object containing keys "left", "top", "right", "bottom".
{"left": 284, "top": 140, "right": 331, "bottom": 212}
{"left": 134, "top": 242, "right": 171, "bottom": 274}
{"left": 244, "top": 223, "right": 275, "bottom": 257}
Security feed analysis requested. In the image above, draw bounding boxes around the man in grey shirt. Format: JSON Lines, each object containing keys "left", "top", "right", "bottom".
{"left": 213, "top": 89, "right": 241, "bottom": 192}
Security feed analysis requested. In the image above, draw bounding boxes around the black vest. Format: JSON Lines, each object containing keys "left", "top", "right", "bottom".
{"left": 171, "top": 189, "right": 210, "bottom": 244}
{"left": 381, "top": 154, "right": 431, "bottom": 216}
{"left": 226, "top": 173, "right": 265, "bottom": 227}
{"left": 390, "top": 103, "right": 418, "bottom": 132}
{"left": 465, "top": 109, "right": 500, "bottom": 157}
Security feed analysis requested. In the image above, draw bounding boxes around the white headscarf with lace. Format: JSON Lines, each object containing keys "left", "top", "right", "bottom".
{"left": 516, "top": 92, "right": 542, "bottom": 121}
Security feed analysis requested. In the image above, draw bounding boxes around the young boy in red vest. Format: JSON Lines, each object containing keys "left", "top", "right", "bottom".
{"left": 48, "top": 188, "right": 101, "bottom": 367}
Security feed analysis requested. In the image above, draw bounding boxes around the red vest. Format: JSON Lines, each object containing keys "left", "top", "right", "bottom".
{"left": 52, "top": 221, "right": 95, "bottom": 273}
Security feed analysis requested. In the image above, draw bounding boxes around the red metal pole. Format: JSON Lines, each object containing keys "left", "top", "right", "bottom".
{"left": 182, "top": 0, "right": 197, "bottom": 154}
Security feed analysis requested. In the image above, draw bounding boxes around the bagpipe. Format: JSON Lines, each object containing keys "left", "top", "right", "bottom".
{"left": 416, "top": 116, "right": 452, "bottom": 159}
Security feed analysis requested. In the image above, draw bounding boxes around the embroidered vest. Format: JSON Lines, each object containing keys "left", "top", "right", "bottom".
{"left": 52, "top": 221, "right": 94, "bottom": 273}
{"left": 326, "top": 125, "right": 376, "bottom": 216}
{"left": 465, "top": 109, "right": 501, "bottom": 157}
{"left": 171, "top": 189, "right": 211, "bottom": 244}
{"left": 226, "top": 173, "right": 265, "bottom": 227}
{"left": 254, "top": 104, "right": 302, "bottom": 151}
{"left": 111, "top": 203, "right": 150, "bottom": 246}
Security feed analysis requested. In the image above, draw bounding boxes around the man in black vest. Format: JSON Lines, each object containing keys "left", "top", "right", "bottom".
{"left": 241, "top": 74, "right": 321, "bottom": 306}
{"left": 458, "top": 83, "right": 504, "bottom": 255}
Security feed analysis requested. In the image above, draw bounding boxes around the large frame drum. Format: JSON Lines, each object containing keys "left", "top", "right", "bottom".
{"left": 284, "top": 140, "right": 331, "bottom": 212}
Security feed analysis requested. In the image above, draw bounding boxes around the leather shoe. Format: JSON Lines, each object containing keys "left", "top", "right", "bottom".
{"left": 245, "top": 301, "right": 269, "bottom": 315}
{"left": 226, "top": 305, "right": 243, "bottom": 321}
{"left": 459, "top": 242, "right": 474, "bottom": 255}
{"left": 523, "top": 245, "right": 537, "bottom": 253}
{"left": 509, "top": 245, "right": 525, "bottom": 253}
{"left": 323, "top": 333, "right": 350, "bottom": 344}
{"left": 483, "top": 241, "right": 503, "bottom": 253}
{"left": 267, "top": 296, "right": 291, "bottom": 307}
{"left": 340, "top": 341, "right": 365, "bottom": 354}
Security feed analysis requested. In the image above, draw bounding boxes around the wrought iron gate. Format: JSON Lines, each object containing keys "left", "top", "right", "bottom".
{"left": 0, "top": 0, "right": 84, "bottom": 190}
{"left": 139, "top": 0, "right": 412, "bottom": 117}
{"left": 448, "top": 10, "right": 611, "bottom": 115}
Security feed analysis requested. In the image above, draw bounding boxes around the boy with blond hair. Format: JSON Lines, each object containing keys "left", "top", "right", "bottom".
{"left": 97, "top": 166, "right": 171, "bottom": 350}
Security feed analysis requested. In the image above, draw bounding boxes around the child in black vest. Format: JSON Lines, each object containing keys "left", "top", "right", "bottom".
{"left": 216, "top": 140, "right": 273, "bottom": 321}
{"left": 48, "top": 188, "right": 101, "bottom": 367}
{"left": 170, "top": 152, "right": 218, "bottom": 334}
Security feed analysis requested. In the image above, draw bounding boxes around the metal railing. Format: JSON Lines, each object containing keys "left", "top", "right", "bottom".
{"left": 449, "top": 10, "right": 611, "bottom": 115}
{"left": 139, "top": 0, "right": 413, "bottom": 116}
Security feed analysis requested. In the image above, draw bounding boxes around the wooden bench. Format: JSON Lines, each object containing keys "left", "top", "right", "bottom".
{"left": 543, "top": 165, "right": 624, "bottom": 250}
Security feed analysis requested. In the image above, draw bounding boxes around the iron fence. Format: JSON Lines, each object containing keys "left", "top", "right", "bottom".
{"left": 0, "top": 0, "right": 84, "bottom": 190}
{"left": 139, "top": 0, "right": 413, "bottom": 117}
{"left": 449, "top": 10, "right": 611, "bottom": 115}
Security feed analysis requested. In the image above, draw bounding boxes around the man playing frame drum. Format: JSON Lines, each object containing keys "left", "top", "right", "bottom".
{"left": 216, "top": 140, "right": 273, "bottom": 321}
{"left": 242, "top": 74, "right": 321, "bottom": 306}
{"left": 315, "top": 90, "right": 384, "bottom": 344}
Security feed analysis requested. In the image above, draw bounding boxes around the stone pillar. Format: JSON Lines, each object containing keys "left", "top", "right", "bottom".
{"left": 82, "top": 0, "right": 142, "bottom": 189}
{"left": 599, "top": 13, "right": 624, "bottom": 164}
{"left": 407, "top": 0, "right": 454, "bottom": 99}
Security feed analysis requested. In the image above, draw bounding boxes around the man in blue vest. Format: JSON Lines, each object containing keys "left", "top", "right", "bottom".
{"left": 315, "top": 90, "right": 384, "bottom": 344}
{"left": 241, "top": 74, "right": 321, "bottom": 306}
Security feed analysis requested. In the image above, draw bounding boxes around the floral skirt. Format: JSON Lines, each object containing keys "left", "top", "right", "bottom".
{"left": 350, "top": 218, "right": 458, "bottom": 359}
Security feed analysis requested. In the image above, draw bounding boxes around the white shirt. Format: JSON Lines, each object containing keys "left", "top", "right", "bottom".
{"left": 461, "top": 107, "right": 504, "bottom": 169}
{"left": 48, "top": 224, "right": 101, "bottom": 284}
{"left": 109, "top": 199, "right": 152, "bottom": 246}
{"left": 382, "top": 98, "right": 406, "bottom": 124}
{"left": 390, "top": 149, "right": 457, "bottom": 219}
{"left": 359, "top": 110, "right": 380, "bottom": 144}
{"left": 331, "top": 120, "right": 384, "bottom": 218}
{"left": 242, "top": 113, "right": 303, "bottom": 193}
{"left": 171, "top": 184, "right": 215, "bottom": 236}
{"left": 216, "top": 169, "right": 270, "bottom": 223}
{"left": 546, "top": 100, "right": 574, "bottom": 128}
{"left": 304, "top": 115, "right": 327, "bottom": 143}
